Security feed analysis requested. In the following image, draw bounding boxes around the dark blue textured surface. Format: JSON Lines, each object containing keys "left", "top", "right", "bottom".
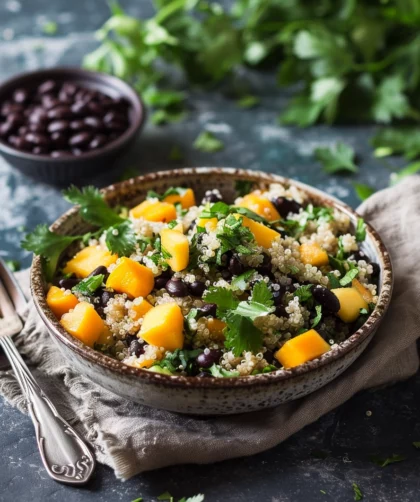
{"left": 0, "top": 1, "right": 418, "bottom": 501}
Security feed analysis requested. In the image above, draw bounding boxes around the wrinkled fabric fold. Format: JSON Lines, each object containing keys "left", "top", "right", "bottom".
{"left": 1, "top": 177, "right": 419, "bottom": 480}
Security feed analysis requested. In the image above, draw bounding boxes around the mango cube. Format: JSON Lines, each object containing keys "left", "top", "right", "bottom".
{"left": 236, "top": 214, "right": 280, "bottom": 249}
{"left": 129, "top": 298, "right": 153, "bottom": 321}
{"left": 129, "top": 200, "right": 177, "bottom": 222}
{"left": 275, "top": 329, "right": 330, "bottom": 368}
{"left": 63, "top": 245, "right": 117, "bottom": 278}
{"left": 60, "top": 302, "right": 104, "bottom": 348}
{"left": 96, "top": 325, "right": 115, "bottom": 346}
{"left": 207, "top": 318, "right": 226, "bottom": 341}
{"left": 237, "top": 193, "right": 280, "bottom": 221}
{"left": 160, "top": 228, "right": 189, "bottom": 272}
{"left": 331, "top": 287, "right": 368, "bottom": 323}
{"left": 139, "top": 303, "right": 184, "bottom": 351}
{"left": 197, "top": 217, "right": 218, "bottom": 231}
{"left": 46, "top": 285, "right": 78, "bottom": 319}
{"left": 299, "top": 242, "right": 329, "bottom": 267}
{"left": 164, "top": 188, "right": 196, "bottom": 209}
{"left": 106, "top": 257, "right": 154, "bottom": 299}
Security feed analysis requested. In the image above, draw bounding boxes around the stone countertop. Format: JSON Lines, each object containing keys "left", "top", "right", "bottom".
{"left": 0, "top": 1, "right": 419, "bottom": 501}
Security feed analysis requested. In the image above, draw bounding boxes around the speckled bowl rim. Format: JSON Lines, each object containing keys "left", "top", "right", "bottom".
{"left": 31, "top": 167, "right": 393, "bottom": 389}
{"left": 0, "top": 67, "right": 146, "bottom": 162}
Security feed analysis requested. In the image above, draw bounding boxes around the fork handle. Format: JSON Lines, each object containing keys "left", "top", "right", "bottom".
{"left": 0, "top": 336, "right": 96, "bottom": 484}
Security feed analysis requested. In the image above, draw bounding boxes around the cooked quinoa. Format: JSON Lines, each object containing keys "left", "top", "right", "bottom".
{"left": 46, "top": 182, "right": 379, "bottom": 378}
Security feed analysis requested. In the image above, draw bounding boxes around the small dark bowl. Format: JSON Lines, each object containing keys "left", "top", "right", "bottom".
{"left": 0, "top": 67, "right": 145, "bottom": 185}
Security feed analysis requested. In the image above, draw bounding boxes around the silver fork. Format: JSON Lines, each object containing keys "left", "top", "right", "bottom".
{"left": 0, "top": 259, "right": 95, "bottom": 485}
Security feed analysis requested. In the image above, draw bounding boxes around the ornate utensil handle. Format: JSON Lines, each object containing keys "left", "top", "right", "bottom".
{"left": 0, "top": 336, "right": 96, "bottom": 484}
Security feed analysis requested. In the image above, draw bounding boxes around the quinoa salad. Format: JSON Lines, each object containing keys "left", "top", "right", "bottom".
{"left": 25, "top": 180, "right": 380, "bottom": 378}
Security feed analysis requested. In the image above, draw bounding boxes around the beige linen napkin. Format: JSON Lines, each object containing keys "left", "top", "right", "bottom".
{"left": 1, "top": 177, "right": 419, "bottom": 480}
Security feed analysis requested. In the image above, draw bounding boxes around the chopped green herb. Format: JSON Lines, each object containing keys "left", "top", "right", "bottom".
{"left": 158, "top": 492, "right": 174, "bottom": 502}
{"left": 327, "top": 272, "right": 341, "bottom": 289}
{"left": 131, "top": 498, "right": 143, "bottom": 502}
{"left": 314, "top": 142, "right": 358, "bottom": 174}
{"left": 339, "top": 265, "right": 359, "bottom": 286}
{"left": 72, "top": 274, "right": 104, "bottom": 296}
{"left": 294, "top": 284, "right": 313, "bottom": 303}
{"left": 167, "top": 220, "right": 179, "bottom": 229}
{"left": 224, "top": 312, "right": 264, "bottom": 356}
{"left": 231, "top": 269, "right": 256, "bottom": 291}
{"left": 352, "top": 483, "right": 363, "bottom": 501}
{"left": 204, "top": 287, "right": 239, "bottom": 315}
{"left": 354, "top": 183, "right": 375, "bottom": 202}
{"left": 355, "top": 218, "right": 366, "bottom": 242}
{"left": 209, "top": 364, "right": 239, "bottom": 378}
{"left": 147, "top": 187, "right": 188, "bottom": 201}
{"left": 105, "top": 220, "right": 137, "bottom": 257}
{"left": 370, "top": 453, "right": 406, "bottom": 467}
{"left": 5, "top": 259, "right": 21, "bottom": 272}
{"left": 193, "top": 131, "right": 224, "bottom": 153}
{"left": 311, "top": 305, "right": 323, "bottom": 328}
{"left": 320, "top": 490, "right": 326, "bottom": 495}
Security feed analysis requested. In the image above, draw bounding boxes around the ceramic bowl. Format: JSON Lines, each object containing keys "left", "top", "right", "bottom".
{"left": 31, "top": 168, "right": 393, "bottom": 415}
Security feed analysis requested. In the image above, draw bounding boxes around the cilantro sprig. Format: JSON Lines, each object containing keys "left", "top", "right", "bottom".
{"left": 72, "top": 274, "right": 104, "bottom": 296}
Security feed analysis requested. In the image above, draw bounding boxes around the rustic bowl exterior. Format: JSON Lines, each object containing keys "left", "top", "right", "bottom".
{"left": 31, "top": 168, "right": 393, "bottom": 415}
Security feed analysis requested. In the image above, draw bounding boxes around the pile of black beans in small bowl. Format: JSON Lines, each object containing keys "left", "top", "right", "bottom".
{"left": 0, "top": 79, "right": 131, "bottom": 157}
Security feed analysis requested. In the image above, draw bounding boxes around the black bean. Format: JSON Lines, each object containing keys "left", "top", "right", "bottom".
{"left": 7, "top": 113, "right": 24, "bottom": 130}
{"left": 25, "top": 132, "right": 50, "bottom": 147}
{"left": 197, "top": 303, "right": 217, "bottom": 318}
{"left": 201, "top": 191, "right": 222, "bottom": 204}
{"left": 221, "top": 269, "right": 232, "bottom": 281}
{"left": 47, "top": 106, "right": 73, "bottom": 120}
{"left": 89, "top": 134, "right": 108, "bottom": 150}
{"left": 1, "top": 102, "right": 23, "bottom": 116}
{"left": 61, "top": 82, "right": 78, "bottom": 97}
{"left": 58, "top": 90, "right": 73, "bottom": 104}
{"left": 264, "top": 350, "right": 275, "bottom": 364}
{"left": 105, "top": 120, "right": 127, "bottom": 131}
{"left": 71, "top": 101, "right": 90, "bottom": 116}
{"left": 58, "top": 277, "right": 80, "bottom": 289}
{"left": 274, "top": 304, "right": 287, "bottom": 317}
{"left": 348, "top": 250, "right": 369, "bottom": 262}
{"left": 72, "top": 148, "right": 84, "bottom": 156}
{"left": 312, "top": 285, "right": 340, "bottom": 313}
{"left": 257, "top": 254, "right": 272, "bottom": 275}
{"left": 84, "top": 116, "right": 104, "bottom": 130}
{"left": 0, "top": 121, "right": 14, "bottom": 137}
{"left": 228, "top": 255, "right": 244, "bottom": 276}
{"left": 188, "top": 280, "right": 206, "bottom": 297}
{"left": 50, "top": 150, "right": 71, "bottom": 158}
{"left": 165, "top": 278, "right": 189, "bottom": 297}
{"left": 272, "top": 287, "right": 285, "bottom": 305}
{"left": 32, "top": 146, "right": 48, "bottom": 155}
{"left": 129, "top": 340, "right": 145, "bottom": 357}
{"left": 11, "top": 136, "right": 31, "bottom": 150}
{"left": 125, "top": 334, "right": 137, "bottom": 345}
{"left": 13, "top": 88, "right": 29, "bottom": 104}
{"left": 69, "top": 132, "right": 93, "bottom": 147}
{"left": 88, "top": 265, "right": 109, "bottom": 279}
{"left": 17, "top": 125, "right": 28, "bottom": 136}
{"left": 38, "top": 80, "right": 57, "bottom": 95}
{"left": 271, "top": 196, "right": 302, "bottom": 217}
{"left": 42, "top": 95, "right": 60, "bottom": 110}
{"left": 103, "top": 111, "right": 127, "bottom": 124}
{"left": 51, "top": 132, "right": 68, "bottom": 148}
{"left": 28, "top": 122, "right": 47, "bottom": 134}
{"left": 197, "top": 371, "right": 213, "bottom": 378}
{"left": 48, "top": 120, "right": 70, "bottom": 133}
{"left": 69, "top": 119, "right": 87, "bottom": 131}
{"left": 196, "top": 349, "right": 222, "bottom": 369}
{"left": 154, "top": 273, "right": 171, "bottom": 290}
{"left": 100, "top": 290, "right": 114, "bottom": 307}
{"left": 28, "top": 109, "right": 48, "bottom": 125}
{"left": 87, "top": 102, "right": 104, "bottom": 116}
{"left": 371, "top": 262, "right": 380, "bottom": 278}
{"left": 7, "top": 135, "right": 18, "bottom": 146}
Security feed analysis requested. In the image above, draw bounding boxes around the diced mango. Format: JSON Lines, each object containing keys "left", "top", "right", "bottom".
{"left": 160, "top": 228, "right": 189, "bottom": 272}
{"left": 138, "top": 359, "right": 155, "bottom": 368}
{"left": 207, "top": 318, "right": 226, "bottom": 340}
{"left": 164, "top": 188, "right": 196, "bottom": 209}
{"left": 237, "top": 193, "right": 280, "bottom": 221}
{"left": 275, "top": 329, "right": 330, "bottom": 369}
{"left": 129, "top": 200, "right": 177, "bottom": 222}
{"left": 106, "top": 257, "right": 154, "bottom": 299}
{"left": 352, "top": 279, "right": 373, "bottom": 304}
{"left": 46, "top": 286, "right": 78, "bottom": 319}
{"left": 235, "top": 214, "right": 280, "bottom": 249}
{"left": 197, "top": 217, "right": 218, "bottom": 231}
{"left": 129, "top": 298, "right": 153, "bottom": 321}
{"left": 96, "top": 325, "right": 115, "bottom": 346}
{"left": 139, "top": 303, "right": 184, "bottom": 351}
{"left": 60, "top": 302, "right": 104, "bottom": 348}
{"left": 331, "top": 287, "right": 368, "bottom": 323}
{"left": 63, "top": 245, "right": 117, "bottom": 278}
{"left": 172, "top": 222, "right": 184, "bottom": 233}
{"left": 299, "top": 242, "right": 329, "bottom": 267}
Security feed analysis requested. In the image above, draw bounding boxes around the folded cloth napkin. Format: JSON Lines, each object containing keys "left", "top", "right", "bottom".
{"left": 1, "top": 177, "right": 419, "bottom": 480}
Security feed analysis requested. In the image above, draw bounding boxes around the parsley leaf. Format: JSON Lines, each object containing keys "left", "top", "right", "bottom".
{"left": 352, "top": 483, "right": 363, "bottom": 501}
{"left": 63, "top": 186, "right": 124, "bottom": 227}
{"left": 355, "top": 218, "right": 366, "bottom": 242}
{"left": 354, "top": 183, "right": 375, "bottom": 202}
{"left": 105, "top": 220, "right": 137, "bottom": 257}
{"left": 193, "top": 131, "right": 224, "bottom": 153}
{"left": 370, "top": 453, "right": 406, "bottom": 467}
{"left": 21, "top": 225, "right": 82, "bottom": 281}
{"left": 314, "top": 142, "right": 358, "bottom": 174}
{"left": 72, "top": 274, "right": 104, "bottom": 296}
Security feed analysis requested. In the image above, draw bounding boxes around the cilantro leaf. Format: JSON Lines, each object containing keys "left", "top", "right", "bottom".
{"left": 224, "top": 312, "right": 264, "bottom": 356}
{"left": 327, "top": 272, "right": 341, "bottom": 289}
{"left": 63, "top": 186, "right": 124, "bottom": 227}
{"left": 314, "top": 142, "right": 358, "bottom": 174}
{"left": 105, "top": 220, "right": 137, "bottom": 257}
{"left": 294, "top": 284, "right": 313, "bottom": 303}
{"left": 251, "top": 281, "right": 274, "bottom": 306}
{"left": 355, "top": 218, "right": 366, "bottom": 242}
{"left": 200, "top": 201, "right": 230, "bottom": 220}
{"left": 354, "top": 183, "right": 375, "bottom": 202}
{"left": 370, "top": 453, "right": 406, "bottom": 467}
{"left": 21, "top": 225, "right": 82, "bottom": 281}
{"left": 234, "top": 301, "right": 273, "bottom": 321}
{"left": 193, "top": 131, "right": 224, "bottom": 153}
{"left": 352, "top": 483, "right": 363, "bottom": 501}
{"left": 311, "top": 305, "right": 322, "bottom": 328}
{"left": 231, "top": 269, "right": 255, "bottom": 291}
{"left": 203, "top": 287, "right": 239, "bottom": 314}
{"left": 72, "top": 274, "right": 104, "bottom": 296}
